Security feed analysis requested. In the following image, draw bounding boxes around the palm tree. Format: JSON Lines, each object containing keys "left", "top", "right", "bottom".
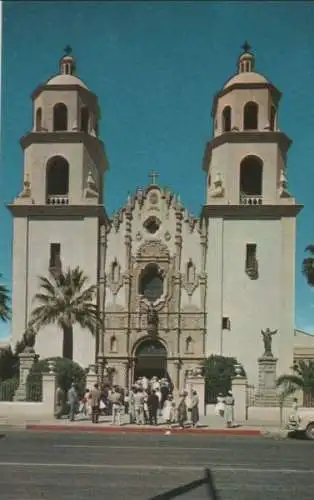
{"left": 302, "top": 245, "right": 314, "bottom": 286}
{"left": 0, "top": 274, "right": 10, "bottom": 322}
{"left": 29, "top": 266, "right": 100, "bottom": 360}
{"left": 276, "top": 360, "right": 314, "bottom": 403}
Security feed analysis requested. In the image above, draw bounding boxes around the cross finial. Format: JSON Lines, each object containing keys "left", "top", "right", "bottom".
{"left": 148, "top": 170, "right": 159, "bottom": 185}
{"left": 64, "top": 45, "right": 72, "bottom": 56}
{"left": 242, "top": 41, "right": 251, "bottom": 53}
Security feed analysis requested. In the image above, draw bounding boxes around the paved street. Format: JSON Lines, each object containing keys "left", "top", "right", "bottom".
{"left": 0, "top": 431, "right": 313, "bottom": 499}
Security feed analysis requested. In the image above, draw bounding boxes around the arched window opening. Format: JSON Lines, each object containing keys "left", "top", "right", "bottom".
{"left": 46, "top": 156, "right": 69, "bottom": 202}
{"left": 222, "top": 106, "right": 232, "bottom": 132}
{"left": 53, "top": 103, "right": 68, "bottom": 131}
{"left": 240, "top": 156, "right": 263, "bottom": 196}
{"left": 80, "top": 106, "right": 89, "bottom": 133}
{"left": 143, "top": 216, "right": 161, "bottom": 234}
{"left": 110, "top": 336, "right": 117, "bottom": 352}
{"left": 35, "top": 108, "right": 42, "bottom": 131}
{"left": 270, "top": 106, "right": 276, "bottom": 131}
{"left": 139, "top": 264, "right": 164, "bottom": 303}
{"left": 243, "top": 102, "right": 258, "bottom": 130}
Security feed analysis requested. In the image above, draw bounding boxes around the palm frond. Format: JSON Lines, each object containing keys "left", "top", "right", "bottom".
{"left": 302, "top": 245, "right": 314, "bottom": 286}
{"left": 0, "top": 274, "right": 11, "bottom": 322}
{"left": 30, "top": 267, "right": 99, "bottom": 343}
{"left": 276, "top": 374, "right": 304, "bottom": 388}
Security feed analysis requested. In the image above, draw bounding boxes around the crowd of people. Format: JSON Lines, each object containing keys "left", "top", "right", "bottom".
{"left": 55, "top": 375, "right": 200, "bottom": 428}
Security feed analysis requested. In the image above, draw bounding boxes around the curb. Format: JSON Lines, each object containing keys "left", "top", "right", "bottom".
{"left": 26, "top": 424, "right": 262, "bottom": 436}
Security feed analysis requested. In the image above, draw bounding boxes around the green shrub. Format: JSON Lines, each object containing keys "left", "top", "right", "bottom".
{"left": 27, "top": 357, "right": 86, "bottom": 401}
{"left": 0, "top": 377, "right": 19, "bottom": 401}
{"left": 203, "top": 355, "right": 246, "bottom": 404}
{"left": 0, "top": 347, "right": 19, "bottom": 381}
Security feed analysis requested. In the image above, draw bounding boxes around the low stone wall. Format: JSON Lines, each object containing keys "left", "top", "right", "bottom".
{"left": 248, "top": 405, "right": 309, "bottom": 422}
{"left": 0, "top": 402, "right": 49, "bottom": 419}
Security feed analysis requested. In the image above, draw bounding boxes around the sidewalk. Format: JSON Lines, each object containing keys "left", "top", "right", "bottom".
{"left": 16, "top": 413, "right": 288, "bottom": 437}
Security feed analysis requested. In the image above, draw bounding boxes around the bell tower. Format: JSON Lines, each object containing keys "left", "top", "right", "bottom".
{"left": 8, "top": 47, "right": 109, "bottom": 366}
{"left": 202, "top": 43, "right": 303, "bottom": 385}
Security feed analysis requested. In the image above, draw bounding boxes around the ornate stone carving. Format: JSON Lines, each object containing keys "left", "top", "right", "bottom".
{"left": 149, "top": 191, "right": 159, "bottom": 205}
{"left": 164, "top": 231, "right": 171, "bottom": 242}
{"left": 136, "top": 231, "right": 143, "bottom": 241}
{"left": 112, "top": 211, "right": 122, "bottom": 233}
{"left": 136, "top": 240, "right": 170, "bottom": 261}
{"left": 107, "top": 258, "right": 124, "bottom": 295}
{"left": 182, "top": 258, "right": 199, "bottom": 296}
{"left": 146, "top": 303, "right": 159, "bottom": 334}
{"left": 210, "top": 171, "right": 224, "bottom": 198}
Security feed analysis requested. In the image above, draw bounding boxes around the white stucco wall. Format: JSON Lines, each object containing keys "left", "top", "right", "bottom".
{"left": 206, "top": 217, "right": 296, "bottom": 386}
{"left": 11, "top": 216, "right": 99, "bottom": 368}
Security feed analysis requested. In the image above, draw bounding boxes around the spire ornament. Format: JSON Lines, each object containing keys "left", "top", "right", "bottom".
{"left": 242, "top": 41, "right": 251, "bottom": 53}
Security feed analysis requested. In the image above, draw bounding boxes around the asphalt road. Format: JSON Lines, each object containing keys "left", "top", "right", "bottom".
{"left": 0, "top": 431, "right": 313, "bottom": 499}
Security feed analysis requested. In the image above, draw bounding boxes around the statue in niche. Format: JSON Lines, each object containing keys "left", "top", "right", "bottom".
{"left": 261, "top": 328, "right": 278, "bottom": 357}
{"left": 111, "top": 260, "right": 120, "bottom": 283}
{"left": 147, "top": 303, "right": 158, "bottom": 333}
{"left": 185, "top": 336, "right": 193, "bottom": 354}
{"left": 186, "top": 259, "right": 195, "bottom": 283}
{"left": 110, "top": 336, "right": 117, "bottom": 352}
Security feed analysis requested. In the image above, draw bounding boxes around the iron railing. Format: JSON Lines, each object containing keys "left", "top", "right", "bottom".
{"left": 0, "top": 378, "right": 19, "bottom": 401}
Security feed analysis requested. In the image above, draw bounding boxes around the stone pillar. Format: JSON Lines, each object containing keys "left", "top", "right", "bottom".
{"left": 86, "top": 364, "right": 98, "bottom": 389}
{"left": 167, "top": 361, "right": 177, "bottom": 388}
{"left": 232, "top": 376, "right": 248, "bottom": 423}
{"left": 14, "top": 349, "right": 38, "bottom": 401}
{"left": 121, "top": 361, "right": 129, "bottom": 388}
{"left": 255, "top": 356, "right": 279, "bottom": 406}
{"left": 42, "top": 360, "right": 57, "bottom": 416}
{"left": 258, "top": 357, "right": 278, "bottom": 390}
{"left": 186, "top": 375, "right": 205, "bottom": 416}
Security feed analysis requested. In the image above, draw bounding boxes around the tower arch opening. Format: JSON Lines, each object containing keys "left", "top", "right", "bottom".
{"left": 80, "top": 106, "right": 89, "bottom": 133}
{"left": 222, "top": 106, "right": 232, "bottom": 132}
{"left": 133, "top": 338, "right": 168, "bottom": 381}
{"left": 35, "top": 108, "right": 42, "bottom": 131}
{"left": 139, "top": 264, "right": 164, "bottom": 303}
{"left": 270, "top": 106, "right": 276, "bottom": 131}
{"left": 46, "top": 156, "right": 69, "bottom": 203}
{"left": 240, "top": 155, "right": 263, "bottom": 197}
{"left": 243, "top": 101, "right": 258, "bottom": 130}
{"left": 53, "top": 103, "right": 68, "bottom": 131}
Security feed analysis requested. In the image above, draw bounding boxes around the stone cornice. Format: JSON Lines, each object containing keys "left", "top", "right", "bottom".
{"left": 202, "top": 131, "right": 292, "bottom": 171}
{"left": 201, "top": 204, "right": 303, "bottom": 219}
{"left": 19, "top": 131, "right": 109, "bottom": 170}
{"left": 6, "top": 203, "right": 110, "bottom": 224}
{"left": 211, "top": 82, "right": 282, "bottom": 118}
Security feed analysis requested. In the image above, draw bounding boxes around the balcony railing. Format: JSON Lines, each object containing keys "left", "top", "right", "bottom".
{"left": 47, "top": 195, "right": 69, "bottom": 205}
{"left": 240, "top": 194, "right": 263, "bottom": 206}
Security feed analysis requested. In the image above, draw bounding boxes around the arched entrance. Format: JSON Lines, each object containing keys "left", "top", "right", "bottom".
{"left": 133, "top": 338, "right": 167, "bottom": 381}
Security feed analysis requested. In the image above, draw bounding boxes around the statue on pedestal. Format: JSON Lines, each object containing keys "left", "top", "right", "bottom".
{"left": 261, "top": 328, "right": 277, "bottom": 357}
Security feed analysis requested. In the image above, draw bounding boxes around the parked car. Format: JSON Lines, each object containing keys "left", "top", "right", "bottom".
{"left": 287, "top": 409, "right": 314, "bottom": 440}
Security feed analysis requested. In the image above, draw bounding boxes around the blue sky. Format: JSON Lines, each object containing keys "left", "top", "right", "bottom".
{"left": 1, "top": 1, "right": 314, "bottom": 339}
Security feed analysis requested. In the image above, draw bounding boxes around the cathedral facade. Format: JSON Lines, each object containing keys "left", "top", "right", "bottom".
{"left": 8, "top": 45, "right": 302, "bottom": 389}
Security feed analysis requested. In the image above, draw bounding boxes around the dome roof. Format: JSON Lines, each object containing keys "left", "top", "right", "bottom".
{"left": 224, "top": 71, "right": 268, "bottom": 89}
{"left": 46, "top": 73, "right": 88, "bottom": 89}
